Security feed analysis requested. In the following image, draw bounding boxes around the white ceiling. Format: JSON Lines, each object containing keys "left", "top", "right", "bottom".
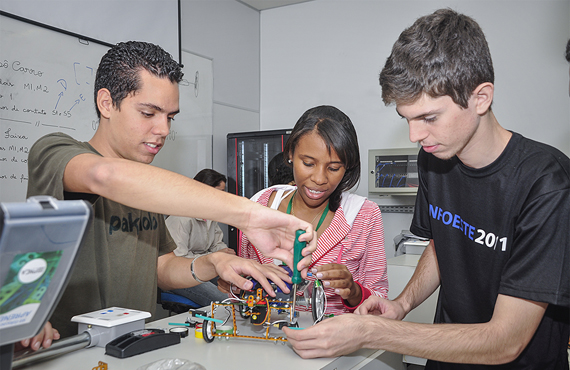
{"left": 237, "top": 0, "right": 313, "bottom": 11}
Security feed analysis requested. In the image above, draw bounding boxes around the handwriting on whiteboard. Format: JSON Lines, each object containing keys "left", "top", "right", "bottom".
{"left": 0, "top": 56, "right": 99, "bottom": 200}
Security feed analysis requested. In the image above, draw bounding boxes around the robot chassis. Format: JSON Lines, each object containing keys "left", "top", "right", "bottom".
{"left": 193, "top": 277, "right": 326, "bottom": 344}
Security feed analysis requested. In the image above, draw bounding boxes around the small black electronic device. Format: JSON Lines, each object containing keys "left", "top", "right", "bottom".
{"left": 105, "top": 328, "right": 180, "bottom": 358}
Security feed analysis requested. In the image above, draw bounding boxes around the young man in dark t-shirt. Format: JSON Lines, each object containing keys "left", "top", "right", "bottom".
{"left": 285, "top": 9, "right": 569, "bottom": 369}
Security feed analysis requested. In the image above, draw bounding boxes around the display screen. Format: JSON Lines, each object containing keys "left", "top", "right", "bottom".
{"left": 374, "top": 154, "right": 418, "bottom": 189}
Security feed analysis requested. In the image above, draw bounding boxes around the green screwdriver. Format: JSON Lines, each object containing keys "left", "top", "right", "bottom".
{"left": 290, "top": 229, "right": 305, "bottom": 323}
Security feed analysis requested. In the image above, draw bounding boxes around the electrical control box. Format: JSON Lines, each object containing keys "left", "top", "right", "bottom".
{"left": 71, "top": 307, "right": 151, "bottom": 347}
{"left": 368, "top": 148, "right": 420, "bottom": 195}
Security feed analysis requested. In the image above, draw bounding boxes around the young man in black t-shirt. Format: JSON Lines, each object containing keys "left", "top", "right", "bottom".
{"left": 285, "top": 9, "right": 569, "bottom": 369}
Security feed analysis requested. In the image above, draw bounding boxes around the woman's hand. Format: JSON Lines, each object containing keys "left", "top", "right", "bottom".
{"left": 312, "top": 264, "right": 361, "bottom": 306}
{"left": 216, "top": 278, "right": 235, "bottom": 294}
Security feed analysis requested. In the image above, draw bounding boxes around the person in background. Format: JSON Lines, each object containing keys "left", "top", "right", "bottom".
{"left": 24, "top": 41, "right": 317, "bottom": 346}
{"left": 268, "top": 152, "right": 295, "bottom": 186}
{"left": 566, "top": 39, "right": 570, "bottom": 356}
{"left": 284, "top": 9, "right": 569, "bottom": 369}
{"left": 165, "top": 169, "right": 235, "bottom": 306}
{"left": 566, "top": 38, "right": 570, "bottom": 94}
{"left": 232, "top": 105, "right": 388, "bottom": 315}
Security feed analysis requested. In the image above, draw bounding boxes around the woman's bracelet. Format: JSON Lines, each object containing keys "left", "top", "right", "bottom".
{"left": 190, "top": 254, "right": 208, "bottom": 284}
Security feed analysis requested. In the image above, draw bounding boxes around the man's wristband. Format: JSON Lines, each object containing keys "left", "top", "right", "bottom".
{"left": 190, "top": 254, "right": 208, "bottom": 284}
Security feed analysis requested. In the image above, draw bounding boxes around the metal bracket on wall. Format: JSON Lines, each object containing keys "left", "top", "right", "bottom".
{"left": 379, "top": 205, "right": 415, "bottom": 214}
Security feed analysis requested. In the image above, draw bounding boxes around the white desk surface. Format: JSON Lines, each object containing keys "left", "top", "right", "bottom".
{"left": 20, "top": 311, "right": 384, "bottom": 370}
{"left": 387, "top": 254, "right": 422, "bottom": 267}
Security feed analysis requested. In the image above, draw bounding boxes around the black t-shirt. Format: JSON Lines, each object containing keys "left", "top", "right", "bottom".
{"left": 411, "top": 132, "right": 569, "bottom": 369}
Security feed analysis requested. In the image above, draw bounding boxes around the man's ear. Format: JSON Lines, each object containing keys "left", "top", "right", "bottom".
{"left": 473, "top": 82, "right": 494, "bottom": 115}
{"left": 96, "top": 88, "right": 114, "bottom": 119}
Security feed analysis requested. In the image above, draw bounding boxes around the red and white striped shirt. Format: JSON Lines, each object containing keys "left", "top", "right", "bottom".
{"left": 239, "top": 186, "right": 388, "bottom": 316}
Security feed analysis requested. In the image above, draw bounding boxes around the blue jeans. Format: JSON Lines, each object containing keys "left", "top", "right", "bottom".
{"left": 168, "top": 279, "right": 228, "bottom": 307}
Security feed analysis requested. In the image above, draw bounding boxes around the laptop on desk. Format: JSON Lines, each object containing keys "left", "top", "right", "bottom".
{"left": 0, "top": 196, "right": 92, "bottom": 369}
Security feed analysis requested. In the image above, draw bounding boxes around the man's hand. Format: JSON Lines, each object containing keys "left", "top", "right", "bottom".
{"left": 241, "top": 202, "right": 316, "bottom": 276}
{"left": 283, "top": 314, "right": 368, "bottom": 359}
{"left": 15, "top": 322, "right": 59, "bottom": 352}
{"left": 312, "top": 264, "right": 361, "bottom": 305}
{"left": 355, "top": 296, "right": 407, "bottom": 320}
{"left": 219, "top": 247, "right": 236, "bottom": 255}
{"left": 208, "top": 253, "right": 291, "bottom": 297}
{"left": 217, "top": 263, "right": 291, "bottom": 297}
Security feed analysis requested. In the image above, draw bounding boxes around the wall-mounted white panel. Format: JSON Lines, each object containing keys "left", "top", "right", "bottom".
{"left": 0, "top": 0, "right": 178, "bottom": 59}
{"left": 181, "top": 0, "right": 260, "bottom": 111}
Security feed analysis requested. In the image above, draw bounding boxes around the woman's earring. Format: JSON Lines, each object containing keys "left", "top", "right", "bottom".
{"left": 287, "top": 159, "right": 292, "bottom": 164}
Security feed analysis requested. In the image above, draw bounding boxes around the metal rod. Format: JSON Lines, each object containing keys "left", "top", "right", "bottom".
{"left": 12, "top": 331, "right": 91, "bottom": 369}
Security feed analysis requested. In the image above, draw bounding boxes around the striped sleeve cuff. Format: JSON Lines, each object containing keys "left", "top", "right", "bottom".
{"left": 342, "top": 281, "right": 372, "bottom": 311}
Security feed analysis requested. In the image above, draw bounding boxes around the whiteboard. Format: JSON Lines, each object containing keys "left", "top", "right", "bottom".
{"left": 151, "top": 50, "right": 213, "bottom": 178}
{"left": 0, "top": 13, "right": 214, "bottom": 202}
{"left": 0, "top": 12, "right": 111, "bottom": 202}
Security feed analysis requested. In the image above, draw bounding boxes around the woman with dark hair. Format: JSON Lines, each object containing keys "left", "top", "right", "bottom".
{"left": 237, "top": 105, "right": 388, "bottom": 315}
{"left": 165, "top": 169, "right": 234, "bottom": 306}
{"left": 193, "top": 169, "right": 227, "bottom": 188}
{"left": 268, "top": 152, "right": 295, "bottom": 186}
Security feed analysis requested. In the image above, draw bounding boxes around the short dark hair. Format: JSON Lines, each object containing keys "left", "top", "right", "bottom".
{"left": 268, "top": 152, "right": 294, "bottom": 186}
{"left": 380, "top": 8, "right": 494, "bottom": 109}
{"left": 194, "top": 169, "right": 227, "bottom": 189}
{"left": 284, "top": 105, "right": 360, "bottom": 212}
{"left": 566, "top": 39, "right": 570, "bottom": 63}
{"left": 94, "top": 41, "right": 183, "bottom": 118}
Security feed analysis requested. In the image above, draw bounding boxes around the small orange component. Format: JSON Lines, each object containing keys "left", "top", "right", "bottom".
{"left": 92, "top": 361, "right": 108, "bottom": 370}
{"left": 246, "top": 295, "right": 255, "bottom": 307}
